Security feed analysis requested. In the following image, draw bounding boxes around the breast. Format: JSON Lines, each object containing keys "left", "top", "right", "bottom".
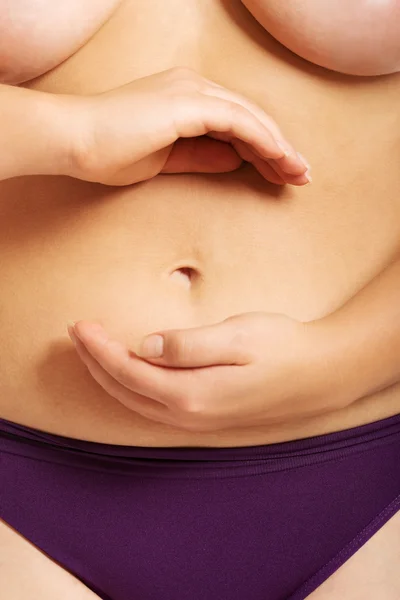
{"left": 241, "top": 0, "right": 400, "bottom": 75}
{"left": 0, "top": 0, "right": 121, "bottom": 84}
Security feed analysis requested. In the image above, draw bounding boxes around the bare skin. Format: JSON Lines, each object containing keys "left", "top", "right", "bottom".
{"left": 309, "top": 512, "right": 400, "bottom": 600}
{"left": 0, "top": 69, "right": 310, "bottom": 184}
{"left": 1, "top": 0, "right": 400, "bottom": 597}
{"left": 0, "top": 520, "right": 100, "bottom": 600}
{"left": 242, "top": 0, "right": 400, "bottom": 76}
{"left": 0, "top": 0, "right": 124, "bottom": 84}
{"left": 1, "top": 0, "right": 399, "bottom": 446}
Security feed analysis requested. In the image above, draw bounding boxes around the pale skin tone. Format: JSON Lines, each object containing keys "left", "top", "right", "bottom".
{"left": 0, "top": 70, "right": 399, "bottom": 433}
{"left": 69, "top": 256, "right": 400, "bottom": 433}
{"left": 1, "top": 0, "right": 400, "bottom": 597}
{"left": 0, "top": 0, "right": 125, "bottom": 84}
{"left": 0, "top": 72, "right": 309, "bottom": 184}
{"left": 241, "top": 0, "right": 400, "bottom": 76}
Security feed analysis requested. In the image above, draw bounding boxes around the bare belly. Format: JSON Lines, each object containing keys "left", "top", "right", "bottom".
{"left": 1, "top": 0, "right": 400, "bottom": 446}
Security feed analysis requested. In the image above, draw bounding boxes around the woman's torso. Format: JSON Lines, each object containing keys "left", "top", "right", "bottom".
{"left": 1, "top": 0, "right": 400, "bottom": 446}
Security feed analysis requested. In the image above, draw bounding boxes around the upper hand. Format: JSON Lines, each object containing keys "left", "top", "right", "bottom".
{"left": 68, "top": 312, "right": 337, "bottom": 433}
{"left": 64, "top": 67, "right": 310, "bottom": 186}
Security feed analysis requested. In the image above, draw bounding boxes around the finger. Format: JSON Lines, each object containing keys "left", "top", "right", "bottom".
{"left": 230, "top": 139, "right": 286, "bottom": 185}
{"left": 252, "top": 158, "right": 286, "bottom": 186}
{"left": 72, "top": 322, "right": 174, "bottom": 404}
{"left": 268, "top": 160, "right": 312, "bottom": 185}
{"left": 266, "top": 158, "right": 312, "bottom": 186}
{"left": 201, "top": 84, "right": 309, "bottom": 176}
{"left": 72, "top": 321, "right": 205, "bottom": 409}
{"left": 209, "top": 129, "right": 309, "bottom": 182}
{"left": 231, "top": 139, "right": 310, "bottom": 186}
{"left": 201, "top": 79, "right": 288, "bottom": 142}
{"left": 161, "top": 136, "right": 243, "bottom": 174}
{"left": 68, "top": 327, "right": 178, "bottom": 423}
{"left": 274, "top": 150, "right": 311, "bottom": 178}
{"left": 136, "top": 319, "right": 253, "bottom": 367}
{"left": 175, "top": 94, "right": 286, "bottom": 161}
{"left": 70, "top": 322, "right": 248, "bottom": 418}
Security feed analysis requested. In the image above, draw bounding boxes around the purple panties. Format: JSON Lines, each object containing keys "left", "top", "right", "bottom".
{"left": 1, "top": 413, "right": 400, "bottom": 599}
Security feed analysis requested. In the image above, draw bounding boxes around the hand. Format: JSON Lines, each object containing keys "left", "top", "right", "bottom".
{"left": 64, "top": 67, "right": 310, "bottom": 186}
{"left": 68, "top": 312, "right": 338, "bottom": 433}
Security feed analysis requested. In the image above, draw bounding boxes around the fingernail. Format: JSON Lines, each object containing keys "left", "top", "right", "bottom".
{"left": 276, "top": 141, "right": 291, "bottom": 157}
{"left": 297, "top": 152, "right": 310, "bottom": 169}
{"left": 305, "top": 170, "right": 313, "bottom": 183}
{"left": 67, "top": 321, "right": 77, "bottom": 345}
{"left": 138, "top": 335, "right": 164, "bottom": 358}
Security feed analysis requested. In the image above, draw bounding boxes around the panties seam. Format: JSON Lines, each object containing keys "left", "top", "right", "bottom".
{"left": 288, "top": 492, "right": 400, "bottom": 600}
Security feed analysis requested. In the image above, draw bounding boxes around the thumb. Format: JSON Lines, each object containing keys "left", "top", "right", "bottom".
{"left": 161, "top": 137, "right": 242, "bottom": 174}
{"left": 135, "top": 318, "right": 252, "bottom": 367}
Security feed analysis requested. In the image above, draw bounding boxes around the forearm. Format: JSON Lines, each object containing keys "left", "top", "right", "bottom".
{"left": 315, "top": 255, "right": 400, "bottom": 407}
{"left": 0, "top": 84, "right": 73, "bottom": 181}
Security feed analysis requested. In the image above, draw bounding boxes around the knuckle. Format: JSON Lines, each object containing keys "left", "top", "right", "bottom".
{"left": 183, "top": 394, "right": 205, "bottom": 416}
{"left": 178, "top": 387, "right": 204, "bottom": 414}
{"left": 169, "top": 333, "right": 194, "bottom": 362}
{"left": 230, "top": 326, "right": 254, "bottom": 359}
{"left": 174, "top": 385, "right": 206, "bottom": 417}
{"left": 165, "top": 373, "right": 216, "bottom": 432}
{"left": 227, "top": 101, "right": 246, "bottom": 123}
{"left": 230, "top": 327, "right": 250, "bottom": 350}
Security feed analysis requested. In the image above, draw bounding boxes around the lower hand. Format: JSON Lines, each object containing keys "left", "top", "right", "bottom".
{"left": 63, "top": 67, "right": 310, "bottom": 186}
{"left": 68, "top": 312, "right": 337, "bottom": 433}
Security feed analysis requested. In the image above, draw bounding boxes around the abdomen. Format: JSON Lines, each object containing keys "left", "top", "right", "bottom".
{"left": 1, "top": 0, "right": 400, "bottom": 445}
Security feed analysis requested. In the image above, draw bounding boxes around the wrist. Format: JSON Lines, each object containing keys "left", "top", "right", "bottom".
{"left": 17, "top": 88, "right": 75, "bottom": 178}
{"left": 55, "top": 93, "right": 108, "bottom": 183}
{"left": 303, "top": 306, "right": 378, "bottom": 412}
{"left": 22, "top": 90, "right": 93, "bottom": 179}
{"left": 39, "top": 92, "right": 82, "bottom": 178}
{"left": 301, "top": 317, "right": 351, "bottom": 412}
{"left": 0, "top": 85, "right": 74, "bottom": 180}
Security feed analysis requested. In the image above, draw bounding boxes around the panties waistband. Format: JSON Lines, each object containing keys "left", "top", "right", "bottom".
{"left": 1, "top": 413, "right": 400, "bottom": 478}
